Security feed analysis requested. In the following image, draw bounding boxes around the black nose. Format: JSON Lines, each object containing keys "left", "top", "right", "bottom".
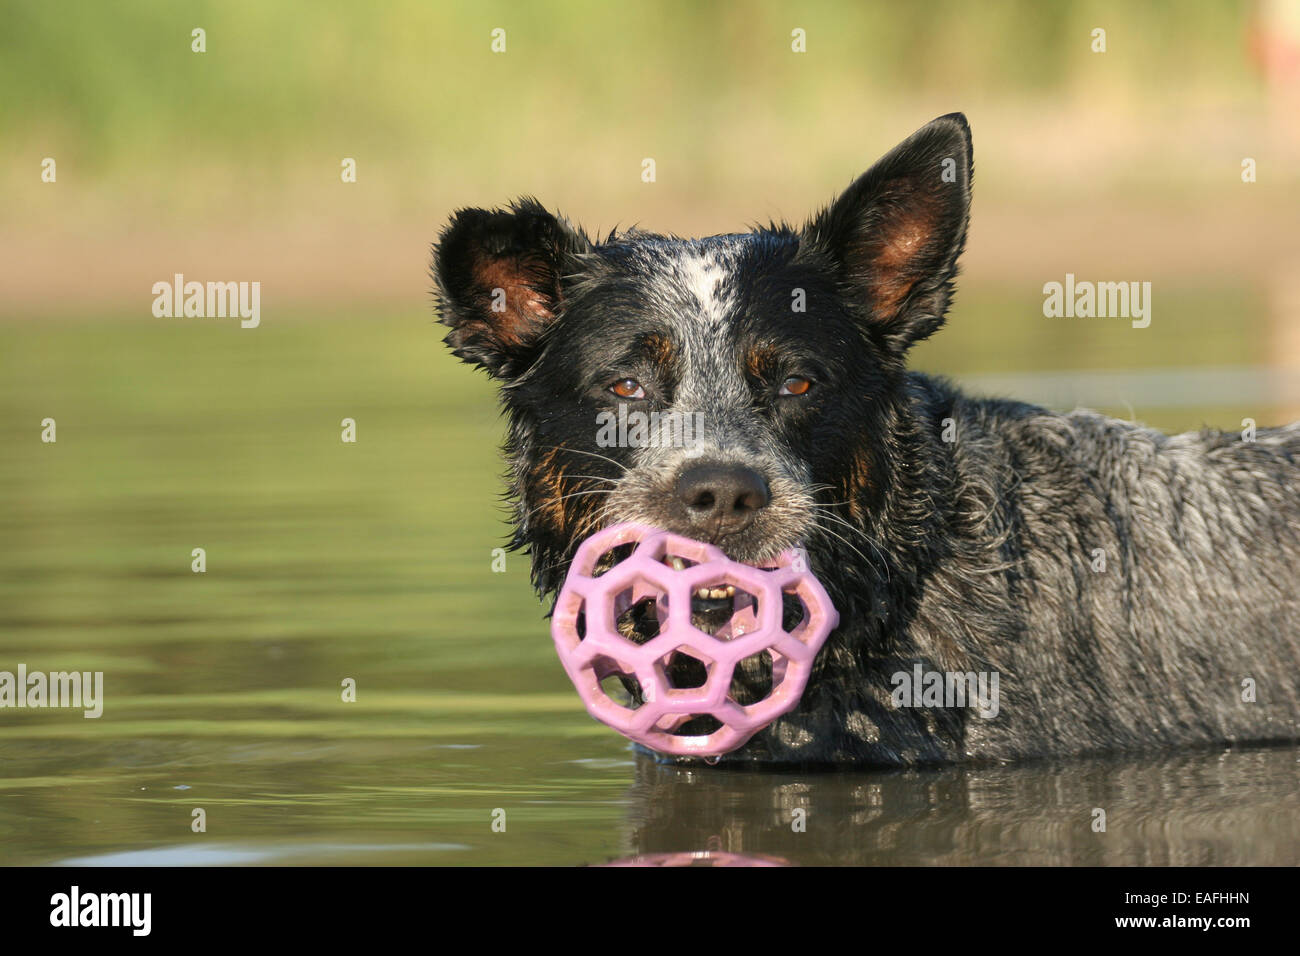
{"left": 674, "top": 463, "right": 770, "bottom": 536}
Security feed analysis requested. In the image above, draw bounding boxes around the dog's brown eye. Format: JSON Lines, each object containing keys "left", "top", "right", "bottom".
{"left": 779, "top": 376, "right": 812, "bottom": 397}
{"left": 610, "top": 378, "right": 646, "bottom": 399}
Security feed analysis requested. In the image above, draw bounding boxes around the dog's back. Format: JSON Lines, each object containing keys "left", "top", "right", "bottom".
{"left": 928, "top": 383, "right": 1300, "bottom": 760}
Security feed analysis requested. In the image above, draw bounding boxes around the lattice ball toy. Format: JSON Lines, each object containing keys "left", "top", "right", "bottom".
{"left": 550, "top": 523, "right": 839, "bottom": 757}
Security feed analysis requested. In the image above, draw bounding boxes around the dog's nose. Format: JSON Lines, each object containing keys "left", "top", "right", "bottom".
{"left": 674, "top": 463, "right": 770, "bottom": 536}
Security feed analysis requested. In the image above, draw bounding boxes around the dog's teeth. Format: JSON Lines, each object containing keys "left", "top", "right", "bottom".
{"left": 691, "top": 585, "right": 737, "bottom": 601}
{"left": 668, "top": 556, "right": 686, "bottom": 571}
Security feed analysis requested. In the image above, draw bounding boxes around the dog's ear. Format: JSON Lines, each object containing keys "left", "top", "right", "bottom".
{"left": 801, "top": 113, "right": 972, "bottom": 353}
{"left": 432, "top": 198, "right": 591, "bottom": 377}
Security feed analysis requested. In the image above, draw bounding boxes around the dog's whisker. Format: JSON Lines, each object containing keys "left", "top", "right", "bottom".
{"left": 537, "top": 445, "right": 629, "bottom": 474}
{"left": 540, "top": 494, "right": 621, "bottom": 578}
{"left": 811, "top": 518, "right": 890, "bottom": 585}
{"left": 518, "top": 488, "right": 613, "bottom": 526}
{"left": 812, "top": 507, "right": 892, "bottom": 584}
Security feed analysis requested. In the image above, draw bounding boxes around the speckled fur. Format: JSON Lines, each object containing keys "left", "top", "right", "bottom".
{"left": 432, "top": 114, "right": 1300, "bottom": 767}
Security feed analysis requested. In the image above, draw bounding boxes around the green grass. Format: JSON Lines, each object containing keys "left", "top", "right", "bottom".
{"left": 0, "top": 0, "right": 1262, "bottom": 219}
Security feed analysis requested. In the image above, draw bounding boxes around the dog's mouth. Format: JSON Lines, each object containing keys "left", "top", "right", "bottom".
{"left": 608, "top": 556, "right": 750, "bottom": 636}
{"left": 665, "top": 553, "right": 738, "bottom": 615}
{"left": 591, "top": 547, "right": 779, "bottom": 634}
{"left": 596, "top": 552, "right": 805, "bottom": 725}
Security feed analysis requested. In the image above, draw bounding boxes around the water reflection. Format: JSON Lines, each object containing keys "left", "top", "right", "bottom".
{"left": 614, "top": 747, "right": 1300, "bottom": 866}
{"left": 7, "top": 735, "right": 1299, "bottom": 866}
{"left": 56, "top": 842, "right": 472, "bottom": 867}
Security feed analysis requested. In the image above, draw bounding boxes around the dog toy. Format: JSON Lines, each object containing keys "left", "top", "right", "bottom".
{"left": 551, "top": 523, "right": 839, "bottom": 757}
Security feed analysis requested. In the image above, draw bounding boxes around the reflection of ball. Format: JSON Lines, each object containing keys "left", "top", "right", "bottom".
{"left": 550, "top": 523, "right": 839, "bottom": 757}
{"left": 602, "top": 851, "right": 788, "bottom": 867}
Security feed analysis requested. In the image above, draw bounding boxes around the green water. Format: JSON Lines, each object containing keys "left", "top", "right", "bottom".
{"left": 2, "top": 298, "right": 1297, "bottom": 866}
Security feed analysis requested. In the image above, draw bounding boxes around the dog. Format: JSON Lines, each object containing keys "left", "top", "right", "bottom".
{"left": 432, "top": 113, "right": 1300, "bottom": 767}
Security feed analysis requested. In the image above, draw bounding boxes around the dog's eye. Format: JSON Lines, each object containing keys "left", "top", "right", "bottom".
{"left": 779, "top": 376, "right": 812, "bottom": 397}
{"left": 609, "top": 378, "right": 646, "bottom": 399}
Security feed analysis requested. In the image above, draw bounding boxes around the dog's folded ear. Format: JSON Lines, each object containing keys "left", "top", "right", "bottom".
{"left": 432, "top": 198, "right": 592, "bottom": 377}
{"left": 801, "top": 113, "right": 972, "bottom": 354}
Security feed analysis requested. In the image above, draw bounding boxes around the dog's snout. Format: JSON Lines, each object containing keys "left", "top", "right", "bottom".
{"left": 674, "top": 463, "right": 770, "bottom": 535}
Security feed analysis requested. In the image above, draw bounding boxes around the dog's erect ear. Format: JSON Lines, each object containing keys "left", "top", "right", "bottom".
{"left": 801, "top": 113, "right": 972, "bottom": 353}
{"left": 432, "top": 198, "right": 592, "bottom": 377}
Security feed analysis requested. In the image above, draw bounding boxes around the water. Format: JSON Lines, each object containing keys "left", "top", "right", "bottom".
{"left": 2, "top": 299, "right": 1297, "bottom": 866}
{"left": 4, "top": 736, "right": 1299, "bottom": 866}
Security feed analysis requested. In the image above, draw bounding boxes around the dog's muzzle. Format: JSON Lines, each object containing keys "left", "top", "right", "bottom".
{"left": 550, "top": 523, "right": 839, "bottom": 757}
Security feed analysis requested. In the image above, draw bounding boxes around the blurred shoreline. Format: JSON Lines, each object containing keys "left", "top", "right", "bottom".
{"left": 3, "top": 189, "right": 1297, "bottom": 314}
{"left": 3, "top": 3, "right": 1298, "bottom": 315}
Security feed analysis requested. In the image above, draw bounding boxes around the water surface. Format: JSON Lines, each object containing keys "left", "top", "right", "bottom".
{"left": 2, "top": 302, "right": 1296, "bottom": 866}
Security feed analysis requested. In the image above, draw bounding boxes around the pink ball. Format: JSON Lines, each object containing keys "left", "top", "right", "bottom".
{"left": 551, "top": 523, "right": 839, "bottom": 757}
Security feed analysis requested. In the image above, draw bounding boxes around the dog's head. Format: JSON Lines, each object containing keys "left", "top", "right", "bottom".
{"left": 433, "top": 114, "right": 972, "bottom": 595}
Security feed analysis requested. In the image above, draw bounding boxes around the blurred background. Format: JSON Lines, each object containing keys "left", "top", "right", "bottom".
{"left": 1, "top": 1, "right": 1298, "bottom": 866}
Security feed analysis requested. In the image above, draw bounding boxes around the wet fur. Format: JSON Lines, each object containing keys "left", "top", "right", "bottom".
{"left": 432, "top": 114, "right": 1300, "bottom": 767}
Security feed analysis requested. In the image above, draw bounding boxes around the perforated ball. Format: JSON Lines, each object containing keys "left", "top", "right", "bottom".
{"left": 550, "top": 523, "right": 839, "bottom": 757}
